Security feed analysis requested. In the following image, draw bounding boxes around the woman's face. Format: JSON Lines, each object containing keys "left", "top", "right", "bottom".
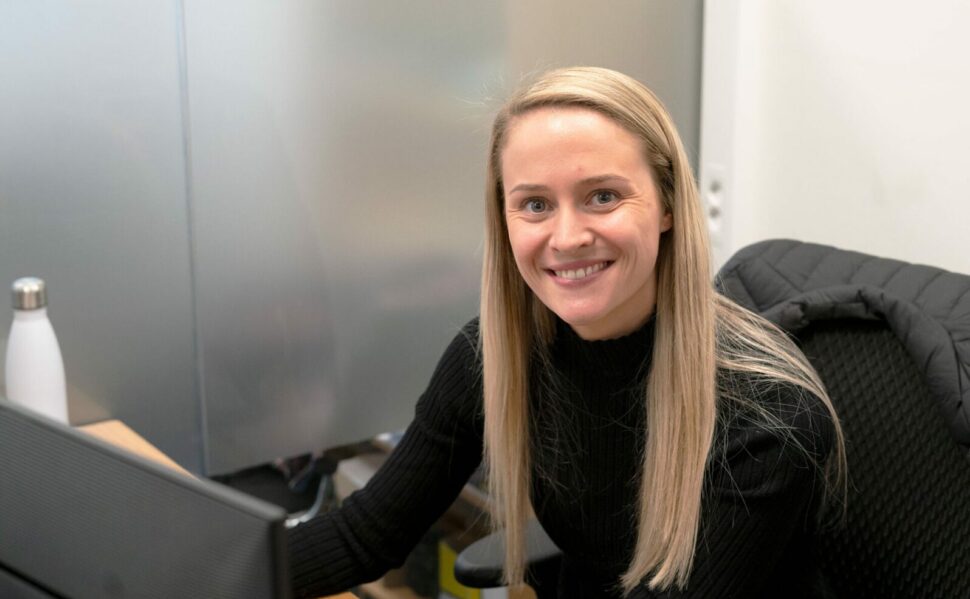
{"left": 501, "top": 106, "right": 671, "bottom": 340}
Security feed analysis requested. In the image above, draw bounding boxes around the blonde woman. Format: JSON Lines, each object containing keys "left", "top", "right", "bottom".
{"left": 289, "top": 67, "right": 845, "bottom": 598}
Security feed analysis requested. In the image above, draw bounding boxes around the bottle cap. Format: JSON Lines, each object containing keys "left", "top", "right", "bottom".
{"left": 12, "top": 277, "right": 48, "bottom": 310}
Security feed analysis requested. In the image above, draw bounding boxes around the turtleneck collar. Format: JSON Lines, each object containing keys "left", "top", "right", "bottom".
{"left": 549, "top": 313, "right": 657, "bottom": 379}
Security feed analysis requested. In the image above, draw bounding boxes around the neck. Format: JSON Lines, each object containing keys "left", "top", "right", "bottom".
{"left": 569, "top": 308, "right": 657, "bottom": 341}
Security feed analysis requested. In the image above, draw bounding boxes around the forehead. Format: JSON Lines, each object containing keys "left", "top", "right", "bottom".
{"left": 500, "top": 107, "right": 648, "bottom": 182}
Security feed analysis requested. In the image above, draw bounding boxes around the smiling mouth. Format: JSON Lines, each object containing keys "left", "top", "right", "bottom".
{"left": 550, "top": 261, "right": 611, "bottom": 280}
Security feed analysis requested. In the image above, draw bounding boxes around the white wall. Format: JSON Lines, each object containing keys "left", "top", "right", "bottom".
{"left": 702, "top": 0, "right": 970, "bottom": 274}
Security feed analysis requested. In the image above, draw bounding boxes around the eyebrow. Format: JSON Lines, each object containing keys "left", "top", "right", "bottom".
{"left": 507, "top": 174, "right": 631, "bottom": 195}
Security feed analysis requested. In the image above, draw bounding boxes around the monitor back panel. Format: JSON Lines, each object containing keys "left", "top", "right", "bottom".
{"left": 0, "top": 400, "right": 291, "bottom": 599}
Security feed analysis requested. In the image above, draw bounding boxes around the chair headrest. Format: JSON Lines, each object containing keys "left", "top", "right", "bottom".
{"left": 716, "top": 239, "right": 970, "bottom": 451}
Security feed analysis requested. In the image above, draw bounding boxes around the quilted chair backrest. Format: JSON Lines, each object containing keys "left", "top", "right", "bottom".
{"left": 717, "top": 240, "right": 970, "bottom": 597}
{"left": 798, "top": 319, "right": 970, "bottom": 597}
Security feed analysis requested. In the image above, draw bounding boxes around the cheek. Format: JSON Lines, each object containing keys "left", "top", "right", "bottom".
{"left": 634, "top": 232, "right": 662, "bottom": 269}
{"left": 506, "top": 223, "right": 543, "bottom": 269}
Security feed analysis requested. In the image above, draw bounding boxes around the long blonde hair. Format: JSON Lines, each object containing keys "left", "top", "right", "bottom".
{"left": 480, "top": 66, "right": 845, "bottom": 593}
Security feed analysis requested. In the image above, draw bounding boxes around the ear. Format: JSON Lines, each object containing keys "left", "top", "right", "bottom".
{"left": 660, "top": 211, "right": 673, "bottom": 232}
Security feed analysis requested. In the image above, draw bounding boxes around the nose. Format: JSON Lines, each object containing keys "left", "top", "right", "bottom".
{"left": 549, "top": 207, "right": 594, "bottom": 253}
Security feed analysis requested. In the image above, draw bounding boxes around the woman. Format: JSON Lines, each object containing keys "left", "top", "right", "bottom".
{"left": 289, "top": 67, "right": 845, "bottom": 598}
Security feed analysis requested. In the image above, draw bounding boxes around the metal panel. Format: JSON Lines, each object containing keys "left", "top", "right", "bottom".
{"left": 182, "top": 1, "right": 494, "bottom": 474}
{"left": 0, "top": 1, "right": 203, "bottom": 472}
{"left": 184, "top": 0, "right": 702, "bottom": 474}
{"left": 0, "top": 0, "right": 702, "bottom": 477}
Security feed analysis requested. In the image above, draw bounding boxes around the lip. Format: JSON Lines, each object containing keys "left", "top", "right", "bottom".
{"left": 545, "top": 260, "right": 613, "bottom": 286}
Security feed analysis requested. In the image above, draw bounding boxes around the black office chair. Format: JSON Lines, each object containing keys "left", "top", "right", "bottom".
{"left": 716, "top": 239, "right": 970, "bottom": 597}
{"left": 455, "top": 518, "right": 561, "bottom": 598}
{"left": 457, "top": 239, "right": 970, "bottom": 597}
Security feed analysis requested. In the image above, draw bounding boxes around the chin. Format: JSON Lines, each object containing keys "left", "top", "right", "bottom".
{"left": 551, "top": 309, "right": 605, "bottom": 330}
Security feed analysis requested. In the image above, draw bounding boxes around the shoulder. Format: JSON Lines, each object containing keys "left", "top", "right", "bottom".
{"left": 715, "top": 370, "right": 836, "bottom": 483}
{"left": 434, "top": 317, "right": 481, "bottom": 379}
{"left": 414, "top": 317, "right": 483, "bottom": 436}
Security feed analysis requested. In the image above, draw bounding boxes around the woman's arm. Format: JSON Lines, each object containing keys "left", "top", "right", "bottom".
{"left": 287, "top": 321, "right": 484, "bottom": 598}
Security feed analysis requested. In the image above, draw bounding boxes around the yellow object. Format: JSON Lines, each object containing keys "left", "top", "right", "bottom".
{"left": 438, "top": 541, "right": 480, "bottom": 599}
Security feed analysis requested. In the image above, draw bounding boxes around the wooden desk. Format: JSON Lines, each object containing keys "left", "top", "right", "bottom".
{"left": 78, "top": 421, "right": 356, "bottom": 599}
{"left": 79, "top": 419, "right": 192, "bottom": 476}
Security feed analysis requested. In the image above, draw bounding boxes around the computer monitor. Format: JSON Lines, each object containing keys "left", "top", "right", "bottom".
{"left": 0, "top": 398, "right": 292, "bottom": 599}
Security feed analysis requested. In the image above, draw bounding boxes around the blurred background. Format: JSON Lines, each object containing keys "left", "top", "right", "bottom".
{"left": 0, "top": 0, "right": 703, "bottom": 476}
{"left": 1, "top": 0, "right": 967, "bottom": 478}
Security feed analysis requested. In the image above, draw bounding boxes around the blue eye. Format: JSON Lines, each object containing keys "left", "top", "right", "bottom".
{"left": 591, "top": 190, "right": 618, "bottom": 206}
{"left": 524, "top": 198, "right": 548, "bottom": 213}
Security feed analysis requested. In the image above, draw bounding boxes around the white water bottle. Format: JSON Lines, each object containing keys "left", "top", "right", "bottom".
{"left": 4, "top": 277, "right": 69, "bottom": 423}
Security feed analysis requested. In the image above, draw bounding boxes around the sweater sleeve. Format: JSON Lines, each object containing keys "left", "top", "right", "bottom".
{"left": 287, "top": 321, "right": 484, "bottom": 598}
{"left": 629, "top": 383, "right": 836, "bottom": 599}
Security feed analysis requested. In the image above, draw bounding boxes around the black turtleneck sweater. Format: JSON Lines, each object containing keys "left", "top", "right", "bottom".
{"left": 288, "top": 317, "right": 835, "bottom": 598}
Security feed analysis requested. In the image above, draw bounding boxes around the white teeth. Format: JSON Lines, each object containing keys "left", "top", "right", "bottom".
{"left": 555, "top": 262, "right": 607, "bottom": 280}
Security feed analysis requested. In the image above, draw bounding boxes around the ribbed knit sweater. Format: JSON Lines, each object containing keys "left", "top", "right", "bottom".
{"left": 288, "top": 316, "right": 835, "bottom": 598}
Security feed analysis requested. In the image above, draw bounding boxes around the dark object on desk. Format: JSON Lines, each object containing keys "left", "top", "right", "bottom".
{"left": 456, "top": 239, "right": 970, "bottom": 597}
{"left": 0, "top": 398, "right": 292, "bottom": 599}
{"left": 717, "top": 239, "right": 970, "bottom": 598}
